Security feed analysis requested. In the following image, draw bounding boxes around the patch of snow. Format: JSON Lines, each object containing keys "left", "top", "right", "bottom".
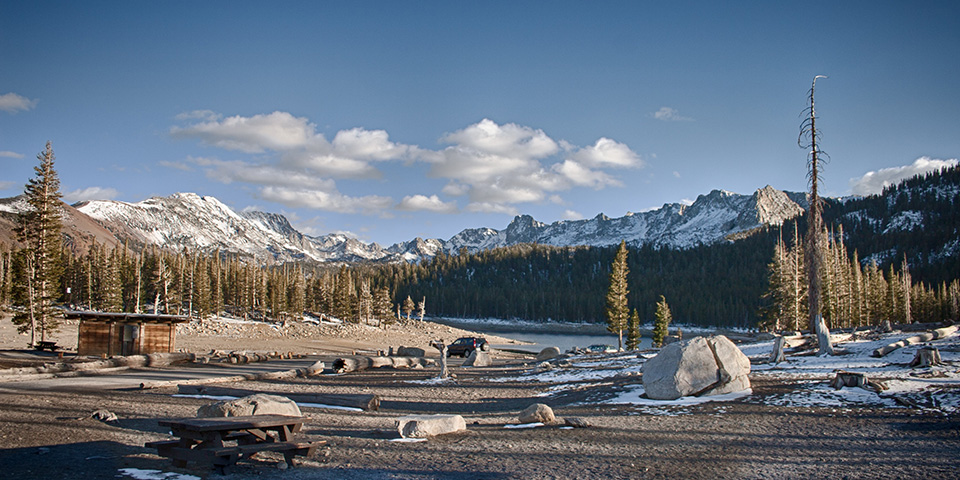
{"left": 390, "top": 438, "right": 428, "bottom": 443}
{"left": 504, "top": 422, "right": 544, "bottom": 429}
{"left": 118, "top": 469, "right": 201, "bottom": 480}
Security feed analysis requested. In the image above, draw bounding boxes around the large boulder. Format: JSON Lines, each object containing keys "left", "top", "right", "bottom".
{"left": 197, "top": 394, "right": 301, "bottom": 418}
{"left": 518, "top": 403, "right": 555, "bottom": 424}
{"left": 396, "top": 414, "right": 466, "bottom": 438}
{"left": 535, "top": 347, "right": 562, "bottom": 361}
{"left": 463, "top": 350, "right": 492, "bottom": 367}
{"left": 642, "top": 335, "right": 750, "bottom": 400}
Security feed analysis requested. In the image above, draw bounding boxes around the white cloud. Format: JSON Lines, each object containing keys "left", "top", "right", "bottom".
{"left": 259, "top": 186, "right": 393, "bottom": 214}
{"left": 0, "top": 92, "right": 37, "bottom": 113}
{"left": 426, "top": 119, "right": 643, "bottom": 214}
{"left": 552, "top": 160, "right": 621, "bottom": 189}
{"left": 0, "top": 181, "right": 15, "bottom": 190}
{"left": 465, "top": 201, "right": 519, "bottom": 215}
{"left": 562, "top": 210, "right": 584, "bottom": 221}
{"left": 170, "top": 113, "right": 644, "bottom": 217}
{"left": 396, "top": 194, "right": 458, "bottom": 213}
{"left": 441, "top": 119, "right": 558, "bottom": 160}
{"left": 171, "top": 111, "right": 316, "bottom": 153}
{"left": 653, "top": 107, "right": 693, "bottom": 122}
{"left": 0, "top": 151, "right": 25, "bottom": 159}
{"left": 175, "top": 110, "right": 221, "bottom": 121}
{"left": 673, "top": 171, "right": 681, "bottom": 178}
{"left": 849, "top": 157, "right": 959, "bottom": 196}
{"left": 158, "top": 160, "right": 193, "bottom": 171}
{"left": 63, "top": 186, "right": 120, "bottom": 203}
{"left": 567, "top": 137, "right": 643, "bottom": 168}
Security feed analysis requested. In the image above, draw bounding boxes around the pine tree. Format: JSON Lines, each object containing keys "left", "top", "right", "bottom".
{"left": 652, "top": 295, "right": 672, "bottom": 348}
{"left": 605, "top": 240, "right": 630, "bottom": 351}
{"left": 626, "top": 308, "right": 641, "bottom": 350}
{"left": 12, "top": 142, "right": 64, "bottom": 344}
{"left": 402, "top": 295, "right": 416, "bottom": 321}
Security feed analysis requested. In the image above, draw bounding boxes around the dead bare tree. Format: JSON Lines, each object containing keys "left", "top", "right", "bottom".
{"left": 799, "top": 75, "right": 836, "bottom": 355}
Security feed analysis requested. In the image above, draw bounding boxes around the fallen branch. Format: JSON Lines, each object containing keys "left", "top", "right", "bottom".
{"left": 872, "top": 324, "right": 958, "bottom": 358}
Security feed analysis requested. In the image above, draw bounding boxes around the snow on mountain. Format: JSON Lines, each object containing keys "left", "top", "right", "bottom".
{"left": 70, "top": 186, "right": 806, "bottom": 264}
{"left": 444, "top": 186, "right": 806, "bottom": 253}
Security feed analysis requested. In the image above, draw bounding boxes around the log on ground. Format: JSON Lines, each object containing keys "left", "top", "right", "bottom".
{"left": 332, "top": 356, "right": 432, "bottom": 373}
{"left": 872, "top": 324, "right": 959, "bottom": 357}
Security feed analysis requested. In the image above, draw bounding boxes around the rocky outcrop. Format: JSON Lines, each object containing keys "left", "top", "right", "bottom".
{"left": 642, "top": 335, "right": 750, "bottom": 400}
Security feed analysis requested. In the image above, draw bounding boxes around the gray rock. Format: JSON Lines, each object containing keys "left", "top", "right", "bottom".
{"left": 535, "top": 347, "right": 562, "bottom": 361}
{"left": 463, "top": 350, "right": 492, "bottom": 367}
{"left": 518, "top": 403, "right": 555, "bottom": 424}
{"left": 197, "top": 393, "right": 302, "bottom": 418}
{"left": 563, "top": 417, "right": 590, "bottom": 428}
{"left": 396, "top": 414, "right": 466, "bottom": 438}
{"left": 91, "top": 409, "right": 118, "bottom": 422}
{"left": 642, "top": 335, "right": 750, "bottom": 400}
{"left": 397, "top": 346, "right": 426, "bottom": 357}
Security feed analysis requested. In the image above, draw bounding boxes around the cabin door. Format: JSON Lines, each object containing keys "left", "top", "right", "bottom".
{"left": 121, "top": 324, "right": 140, "bottom": 356}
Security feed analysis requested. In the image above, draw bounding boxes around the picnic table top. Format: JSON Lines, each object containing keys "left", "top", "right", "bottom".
{"left": 158, "top": 414, "right": 307, "bottom": 432}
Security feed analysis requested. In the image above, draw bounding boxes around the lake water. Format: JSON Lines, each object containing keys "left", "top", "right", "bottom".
{"left": 433, "top": 318, "right": 654, "bottom": 353}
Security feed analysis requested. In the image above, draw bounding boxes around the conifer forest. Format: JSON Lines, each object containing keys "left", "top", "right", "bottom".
{"left": 1, "top": 166, "right": 958, "bottom": 331}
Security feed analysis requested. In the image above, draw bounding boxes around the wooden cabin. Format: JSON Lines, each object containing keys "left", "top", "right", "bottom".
{"left": 65, "top": 311, "right": 190, "bottom": 356}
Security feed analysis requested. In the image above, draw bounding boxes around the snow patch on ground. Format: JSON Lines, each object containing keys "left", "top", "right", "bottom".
{"left": 118, "top": 469, "right": 201, "bottom": 480}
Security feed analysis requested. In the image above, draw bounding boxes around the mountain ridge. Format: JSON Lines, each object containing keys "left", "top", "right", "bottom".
{"left": 3, "top": 185, "right": 811, "bottom": 263}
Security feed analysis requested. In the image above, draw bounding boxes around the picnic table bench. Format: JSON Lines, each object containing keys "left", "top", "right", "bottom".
{"left": 33, "top": 341, "right": 60, "bottom": 352}
{"left": 147, "top": 414, "right": 322, "bottom": 473}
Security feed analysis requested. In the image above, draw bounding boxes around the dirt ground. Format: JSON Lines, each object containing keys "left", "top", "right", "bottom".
{"left": 0, "top": 315, "right": 958, "bottom": 479}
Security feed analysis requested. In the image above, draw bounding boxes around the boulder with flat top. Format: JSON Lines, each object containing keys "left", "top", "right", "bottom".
{"left": 642, "top": 335, "right": 750, "bottom": 400}
{"left": 197, "top": 393, "right": 301, "bottom": 418}
{"left": 396, "top": 414, "right": 466, "bottom": 438}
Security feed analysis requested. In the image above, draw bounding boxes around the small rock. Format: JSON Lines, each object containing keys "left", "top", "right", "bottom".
{"left": 536, "top": 347, "right": 562, "bottom": 361}
{"left": 396, "top": 414, "right": 467, "bottom": 438}
{"left": 519, "top": 403, "right": 555, "bottom": 424}
{"left": 91, "top": 409, "right": 118, "bottom": 423}
{"left": 563, "top": 417, "right": 590, "bottom": 428}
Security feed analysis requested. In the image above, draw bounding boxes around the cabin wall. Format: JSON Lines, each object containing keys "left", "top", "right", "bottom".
{"left": 77, "top": 320, "right": 178, "bottom": 356}
{"left": 77, "top": 322, "right": 114, "bottom": 356}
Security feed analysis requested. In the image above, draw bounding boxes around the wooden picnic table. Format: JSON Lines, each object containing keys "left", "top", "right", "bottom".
{"left": 147, "top": 414, "right": 321, "bottom": 473}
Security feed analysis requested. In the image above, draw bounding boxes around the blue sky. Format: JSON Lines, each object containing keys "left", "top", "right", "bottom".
{"left": 2, "top": 1, "right": 958, "bottom": 245}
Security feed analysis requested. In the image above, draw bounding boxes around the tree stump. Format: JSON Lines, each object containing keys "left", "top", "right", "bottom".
{"left": 909, "top": 347, "right": 942, "bottom": 368}
{"left": 830, "top": 370, "right": 886, "bottom": 393}
{"left": 768, "top": 336, "right": 786, "bottom": 364}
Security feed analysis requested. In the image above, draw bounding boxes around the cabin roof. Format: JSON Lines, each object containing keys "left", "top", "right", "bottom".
{"left": 64, "top": 310, "right": 190, "bottom": 324}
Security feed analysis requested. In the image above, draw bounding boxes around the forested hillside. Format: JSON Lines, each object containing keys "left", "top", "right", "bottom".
{"left": 2, "top": 167, "right": 957, "bottom": 330}
{"left": 386, "top": 166, "right": 960, "bottom": 327}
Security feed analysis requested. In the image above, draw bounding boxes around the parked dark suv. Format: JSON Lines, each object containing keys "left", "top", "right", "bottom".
{"left": 447, "top": 337, "right": 489, "bottom": 357}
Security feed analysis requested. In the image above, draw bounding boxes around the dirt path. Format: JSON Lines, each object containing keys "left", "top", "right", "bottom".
{"left": 1, "top": 315, "right": 958, "bottom": 479}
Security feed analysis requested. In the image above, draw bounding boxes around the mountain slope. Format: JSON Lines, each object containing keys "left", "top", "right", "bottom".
{"left": 68, "top": 185, "right": 806, "bottom": 263}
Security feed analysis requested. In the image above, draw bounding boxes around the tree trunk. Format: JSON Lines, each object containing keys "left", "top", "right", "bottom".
{"left": 873, "top": 325, "right": 958, "bottom": 357}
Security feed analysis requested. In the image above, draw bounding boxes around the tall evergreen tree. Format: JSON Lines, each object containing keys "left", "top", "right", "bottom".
{"left": 626, "top": 308, "right": 641, "bottom": 350}
{"left": 12, "top": 142, "right": 64, "bottom": 344}
{"left": 605, "top": 240, "right": 630, "bottom": 351}
{"left": 652, "top": 295, "right": 672, "bottom": 347}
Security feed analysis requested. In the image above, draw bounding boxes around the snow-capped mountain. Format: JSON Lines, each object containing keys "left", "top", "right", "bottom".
{"left": 58, "top": 185, "right": 807, "bottom": 263}
{"left": 443, "top": 185, "right": 806, "bottom": 252}
{"left": 75, "top": 193, "right": 394, "bottom": 263}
